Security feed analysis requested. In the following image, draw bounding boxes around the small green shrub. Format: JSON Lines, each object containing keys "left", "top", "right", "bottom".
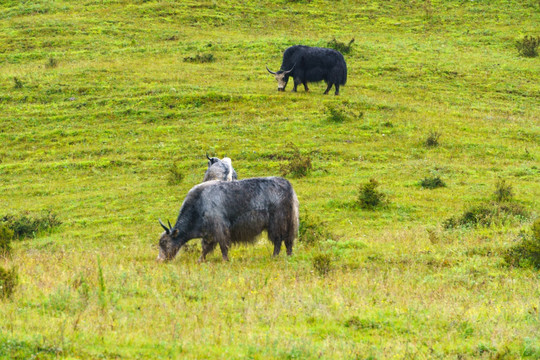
{"left": 504, "top": 218, "right": 540, "bottom": 269}
{"left": 299, "top": 212, "right": 332, "bottom": 245}
{"left": 327, "top": 38, "right": 355, "bottom": 54}
{"left": 443, "top": 202, "right": 528, "bottom": 229}
{"left": 357, "top": 179, "right": 386, "bottom": 210}
{"left": 0, "top": 266, "right": 17, "bottom": 300}
{"left": 425, "top": 130, "right": 441, "bottom": 147}
{"left": 280, "top": 143, "right": 312, "bottom": 178}
{"left": 516, "top": 35, "right": 540, "bottom": 57}
{"left": 325, "top": 103, "right": 363, "bottom": 123}
{"left": 312, "top": 253, "right": 332, "bottom": 276}
{"left": 1, "top": 211, "right": 61, "bottom": 240}
{"left": 326, "top": 104, "right": 348, "bottom": 122}
{"left": 167, "top": 163, "right": 184, "bottom": 185}
{"left": 494, "top": 178, "right": 513, "bottom": 202}
{"left": 45, "top": 57, "right": 58, "bottom": 68}
{"left": 0, "top": 224, "right": 14, "bottom": 256}
{"left": 13, "top": 77, "right": 23, "bottom": 89}
{"left": 344, "top": 316, "right": 382, "bottom": 330}
{"left": 183, "top": 53, "right": 215, "bottom": 63}
{"left": 419, "top": 176, "right": 446, "bottom": 189}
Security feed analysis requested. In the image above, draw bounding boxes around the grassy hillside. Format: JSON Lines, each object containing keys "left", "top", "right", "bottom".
{"left": 1, "top": 0, "right": 539, "bottom": 358}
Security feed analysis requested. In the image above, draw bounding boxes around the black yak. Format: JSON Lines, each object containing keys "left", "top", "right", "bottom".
{"left": 203, "top": 154, "right": 237, "bottom": 182}
{"left": 266, "top": 45, "right": 347, "bottom": 95}
{"left": 157, "top": 177, "right": 299, "bottom": 262}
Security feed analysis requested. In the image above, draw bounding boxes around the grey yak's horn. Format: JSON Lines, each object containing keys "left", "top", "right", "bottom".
{"left": 266, "top": 65, "right": 277, "bottom": 75}
{"left": 158, "top": 218, "right": 170, "bottom": 234}
{"left": 206, "top": 152, "right": 212, "bottom": 161}
{"left": 283, "top": 63, "right": 296, "bottom": 74}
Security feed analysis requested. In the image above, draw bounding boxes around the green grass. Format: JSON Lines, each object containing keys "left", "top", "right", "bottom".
{"left": 1, "top": 0, "right": 539, "bottom": 358}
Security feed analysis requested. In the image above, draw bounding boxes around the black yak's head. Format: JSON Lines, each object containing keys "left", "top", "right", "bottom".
{"left": 266, "top": 64, "right": 295, "bottom": 91}
{"left": 157, "top": 219, "right": 183, "bottom": 261}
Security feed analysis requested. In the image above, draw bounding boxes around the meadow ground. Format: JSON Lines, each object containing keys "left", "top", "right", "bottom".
{"left": 0, "top": 0, "right": 539, "bottom": 359}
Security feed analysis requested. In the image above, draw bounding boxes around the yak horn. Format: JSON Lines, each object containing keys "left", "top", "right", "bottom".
{"left": 167, "top": 220, "right": 172, "bottom": 230}
{"left": 266, "top": 65, "right": 277, "bottom": 75}
{"left": 206, "top": 152, "right": 211, "bottom": 161}
{"left": 283, "top": 63, "right": 296, "bottom": 74}
{"left": 158, "top": 218, "right": 170, "bottom": 234}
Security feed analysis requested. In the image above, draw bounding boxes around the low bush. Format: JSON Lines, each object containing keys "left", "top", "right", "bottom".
{"left": 280, "top": 143, "right": 312, "bottom": 178}
{"left": 299, "top": 212, "right": 332, "bottom": 245}
{"left": 326, "top": 105, "right": 348, "bottom": 122}
{"left": 419, "top": 176, "right": 446, "bottom": 189}
{"left": 1, "top": 211, "right": 61, "bottom": 240}
{"left": 0, "top": 266, "right": 17, "bottom": 300}
{"left": 443, "top": 202, "right": 528, "bottom": 229}
{"left": 325, "top": 103, "right": 363, "bottom": 123}
{"left": 504, "top": 218, "right": 540, "bottom": 269}
{"left": 183, "top": 53, "right": 215, "bottom": 63}
{"left": 312, "top": 253, "right": 332, "bottom": 276}
{"left": 516, "top": 35, "right": 540, "bottom": 57}
{"left": 327, "top": 38, "right": 355, "bottom": 54}
{"left": 357, "top": 179, "right": 386, "bottom": 210}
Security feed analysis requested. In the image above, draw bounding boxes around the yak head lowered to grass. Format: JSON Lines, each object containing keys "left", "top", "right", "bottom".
{"left": 157, "top": 177, "right": 299, "bottom": 262}
{"left": 266, "top": 45, "right": 347, "bottom": 95}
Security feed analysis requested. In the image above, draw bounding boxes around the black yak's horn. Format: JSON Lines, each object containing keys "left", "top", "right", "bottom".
{"left": 167, "top": 220, "right": 172, "bottom": 230}
{"left": 283, "top": 63, "right": 295, "bottom": 74}
{"left": 159, "top": 218, "right": 170, "bottom": 234}
{"left": 266, "top": 65, "right": 276, "bottom": 75}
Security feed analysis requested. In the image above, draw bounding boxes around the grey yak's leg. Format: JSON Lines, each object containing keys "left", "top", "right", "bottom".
{"left": 199, "top": 239, "right": 216, "bottom": 263}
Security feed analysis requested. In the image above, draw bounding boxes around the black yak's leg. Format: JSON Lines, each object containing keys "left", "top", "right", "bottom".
{"left": 272, "top": 240, "right": 282, "bottom": 257}
{"left": 323, "top": 83, "right": 333, "bottom": 95}
{"left": 292, "top": 79, "right": 300, "bottom": 92}
{"left": 303, "top": 82, "right": 309, "bottom": 92}
{"left": 199, "top": 239, "right": 217, "bottom": 263}
{"left": 334, "top": 84, "right": 340, "bottom": 95}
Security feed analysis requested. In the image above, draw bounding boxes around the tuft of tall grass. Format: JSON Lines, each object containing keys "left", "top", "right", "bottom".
{"left": 425, "top": 130, "right": 441, "bottom": 147}
{"left": 493, "top": 178, "right": 513, "bottom": 202}
{"left": 0, "top": 266, "right": 17, "bottom": 300}
{"left": 0, "top": 224, "right": 14, "bottom": 257}
{"left": 167, "top": 163, "right": 184, "bottom": 185}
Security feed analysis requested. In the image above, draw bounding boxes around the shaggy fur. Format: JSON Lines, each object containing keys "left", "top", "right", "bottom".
{"left": 158, "top": 177, "right": 299, "bottom": 262}
{"left": 203, "top": 156, "right": 237, "bottom": 182}
{"left": 267, "top": 45, "right": 347, "bottom": 95}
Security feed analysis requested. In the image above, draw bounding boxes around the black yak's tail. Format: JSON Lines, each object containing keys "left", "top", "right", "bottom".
{"left": 341, "top": 62, "right": 347, "bottom": 85}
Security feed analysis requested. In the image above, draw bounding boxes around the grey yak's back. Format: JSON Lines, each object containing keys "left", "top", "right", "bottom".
{"left": 177, "top": 177, "right": 299, "bottom": 244}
